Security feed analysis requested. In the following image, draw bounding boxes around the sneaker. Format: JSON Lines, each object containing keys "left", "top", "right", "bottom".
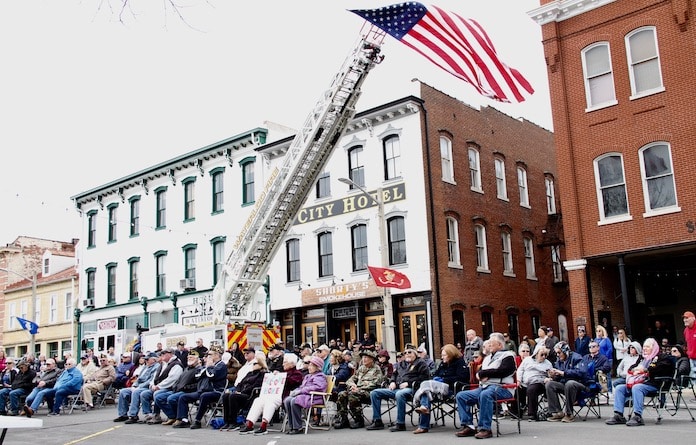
{"left": 253, "top": 427, "right": 267, "bottom": 435}
{"left": 124, "top": 416, "right": 140, "bottom": 424}
{"left": 7, "top": 411, "right": 18, "bottom": 416}
{"left": 474, "top": 429, "right": 493, "bottom": 439}
{"left": 547, "top": 412, "right": 565, "bottom": 421}
{"left": 238, "top": 424, "right": 253, "bottom": 434}
{"left": 173, "top": 420, "right": 190, "bottom": 428}
{"left": 190, "top": 421, "right": 202, "bottom": 429}
{"left": 626, "top": 415, "right": 644, "bottom": 427}
{"left": 561, "top": 415, "right": 575, "bottom": 423}
{"left": 114, "top": 415, "right": 129, "bottom": 422}
{"left": 349, "top": 420, "right": 365, "bottom": 429}
{"left": 605, "top": 413, "right": 627, "bottom": 425}
{"left": 389, "top": 423, "right": 406, "bottom": 432}
{"left": 47, "top": 412, "right": 61, "bottom": 416}
{"left": 455, "top": 426, "right": 476, "bottom": 437}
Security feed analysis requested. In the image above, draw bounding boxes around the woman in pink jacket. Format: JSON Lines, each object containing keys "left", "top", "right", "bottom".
{"left": 283, "top": 355, "right": 328, "bottom": 434}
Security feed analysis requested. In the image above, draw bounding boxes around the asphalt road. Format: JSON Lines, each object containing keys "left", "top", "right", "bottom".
{"left": 3, "top": 397, "right": 695, "bottom": 445}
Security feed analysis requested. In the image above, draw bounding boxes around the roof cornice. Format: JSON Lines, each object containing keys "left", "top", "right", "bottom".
{"left": 528, "top": 0, "right": 617, "bottom": 25}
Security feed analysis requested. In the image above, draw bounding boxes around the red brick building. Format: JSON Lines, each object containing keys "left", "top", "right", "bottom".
{"left": 531, "top": 0, "right": 696, "bottom": 343}
{"left": 419, "top": 83, "right": 568, "bottom": 348}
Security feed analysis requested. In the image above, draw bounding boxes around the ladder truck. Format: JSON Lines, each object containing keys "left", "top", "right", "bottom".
{"left": 212, "top": 24, "right": 385, "bottom": 324}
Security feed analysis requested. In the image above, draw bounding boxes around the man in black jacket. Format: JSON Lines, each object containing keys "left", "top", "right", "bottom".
{"left": 366, "top": 345, "right": 430, "bottom": 432}
{"left": 156, "top": 352, "right": 200, "bottom": 425}
{"left": 0, "top": 360, "right": 36, "bottom": 415}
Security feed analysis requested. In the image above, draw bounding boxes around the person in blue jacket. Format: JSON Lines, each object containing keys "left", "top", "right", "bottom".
{"left": 544, "top": 340, "right": 611, "bottom": 423}
{"left": 34, "top": 358, "right": 84, "bottom": 417}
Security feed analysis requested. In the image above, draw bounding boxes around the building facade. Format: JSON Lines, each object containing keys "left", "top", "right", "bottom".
{"left": 71, "top": 85, "right": 566, "bottom": 356}
{"left": 530, "top": 0, "right": 696, "bottom": 343}
{"left": 268, "top": 84, "right": 568, "bottom": 353}
{"left": 1, "top": 239, "right": 78, "bottom": 358}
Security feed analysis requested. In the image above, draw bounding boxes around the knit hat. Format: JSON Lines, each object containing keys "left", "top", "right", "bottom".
{"left": 309, "top": 356, "right": 324, "bottom": 369}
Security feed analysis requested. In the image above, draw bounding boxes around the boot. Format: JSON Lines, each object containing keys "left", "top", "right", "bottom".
{"left": 333, "top": 416, "right": 350, "bottom": 429}
{"left": 349, "top": 418, "right": 365, "bottom": 429}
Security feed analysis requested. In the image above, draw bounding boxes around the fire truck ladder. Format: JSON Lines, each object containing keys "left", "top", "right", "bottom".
{"left": 213, "top": 26, "right": 385, "bottom": 322}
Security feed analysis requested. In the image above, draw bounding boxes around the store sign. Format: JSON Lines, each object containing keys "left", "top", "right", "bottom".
{"left": 293, "top": 182, "right": 406, "bottom": 225}
{"left": 302, "top": 280, "right": 381, "bottom": 306}
{"left": 98, "top": 318, "right": 118, "bottom": 332}
{"left": 181, "top": 293, "right": 215, "bottom": 326}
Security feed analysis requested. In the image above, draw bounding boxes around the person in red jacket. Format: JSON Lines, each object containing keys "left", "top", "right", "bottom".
{"left": 682, "top": 311, "right": 696, "bottom": 384}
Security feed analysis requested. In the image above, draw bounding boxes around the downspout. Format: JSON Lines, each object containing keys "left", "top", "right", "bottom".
{"left": 420, "top": 100, "right": 444, "bottom": 348}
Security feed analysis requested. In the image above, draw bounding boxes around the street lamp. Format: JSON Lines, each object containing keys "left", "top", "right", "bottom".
{"left": 338, "top": 177, "right": 397, "bottom": 356}
{"left": 0, "top": 267, "right": 38, "bottom": 354}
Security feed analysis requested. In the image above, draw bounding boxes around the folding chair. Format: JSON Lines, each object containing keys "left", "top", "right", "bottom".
{"left": 63, "top": 393, "right": 84, "bottom": 414}
{"left": 95, "top": 383, "right": 117, "bottom": 408}
{"left": 572, "top": 380, "right": 602, "bottom": 421}
{"left": 304, "top": 375, "right": 335, "bottom": 433}
{"left": 492, "top": 382, "right": 522, "bottom": 436}
{"left": 646, "top": 371, "right": 695, "bottom": 424}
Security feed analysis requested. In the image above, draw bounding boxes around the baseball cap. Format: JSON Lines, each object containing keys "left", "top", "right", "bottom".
{"left": 683, "top": 311, "right": 695, "bottom": 319}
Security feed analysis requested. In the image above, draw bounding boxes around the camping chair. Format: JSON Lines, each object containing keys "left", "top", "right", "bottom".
{"left": 303, "top": 375, "right": 335, "bottom": 433}
{"left": 571, "top": 377, "right": 602, "bottom": 421}
{"left": 646, "top": 371, "right": 695, "bottom": 424}
{"left": 492, "top": 381, "right": 522, "bottom": 436}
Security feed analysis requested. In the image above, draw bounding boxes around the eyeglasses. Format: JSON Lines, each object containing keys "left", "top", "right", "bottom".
{"left": 589, "top": 344, "right": 599, "bottom": 348}
{"left": 671, "top": 349, "right": 679, "bottom": 353}
{"left": 539, "top": 353, "right": 548, "bottom": 357}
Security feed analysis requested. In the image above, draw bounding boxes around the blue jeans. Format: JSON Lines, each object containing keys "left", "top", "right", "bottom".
{"left": 26, "top": 387, "right": 54, "bottom": 411}
{"left": 0, "top": 388, "right": 27, "bottom": 412}
{"left": 139, "top": 389, "right": 156, "bottom": 415}
{"left": 613, "top": 383, "right": 657, "bottom": 416}
{"left": 158, "top": 390, "right": 181, "bottom": 420}
{"left": 127, "top": 387, "right": 149, "bottom": 417}
{"left": 690, "top": 359, "right": 696, "bottom": 384}
{"left": 456, "top": 385, "right": 512, "bottom": 431}
{"left": 49, "top": 388, "right": 80, "bottom": 414}
{"left": 417, "top": 393, "right": 431, "bottom": 429}
{"left": 370, "top": 387, "right": 413, "bottom": 425}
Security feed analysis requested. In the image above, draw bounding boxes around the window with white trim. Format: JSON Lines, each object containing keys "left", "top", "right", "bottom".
{"left": 581, "top": 42, "right": 617, "bottom": 109}
{"left": 446, "top": 217, "right": 461, "bottom": 267}
{"left": 49, "top": 294, "right": 57, "bottom": 323}
{"left": 495, "top": 158, "right": 507, "bottom": 200}
{"left": 523, "top": 237, "right": 536, "bottom": 279}
{"left": 475, "top": 224, "right": 489, "bottom": 272}
{"left": 468, "top": 147, "right": 482, "bottom": 192}
{"left": 545, "top": 176, "right": 557, "bottom": 215}
{"left": 594, "top": 153, "right": 629, "bottom": 221}
{"left": 501, "top": 232, "right": 513, "bottom": 275}
{"left": 626, "top": 27, "right": 664, "bottom": 98}
{"left": 440, "top": 136, "right": 454, "bottom": 182}
{"left": 383, "top": 135, "right": 402, "bottom": 180}
{"left": 639, "top": 142, "right": 678, "bottom": 213}
{"left": 517, "top": 166, "right": 529, "bottom": 207}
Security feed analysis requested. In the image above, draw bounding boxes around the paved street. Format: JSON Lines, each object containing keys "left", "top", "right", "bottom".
{"left": 3, "top": 399, "right": 695, "bottom": 445}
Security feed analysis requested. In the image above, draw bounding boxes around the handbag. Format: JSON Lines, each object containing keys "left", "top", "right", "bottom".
{"left": 626, "top": 371, "right": 648, "bottom": 389}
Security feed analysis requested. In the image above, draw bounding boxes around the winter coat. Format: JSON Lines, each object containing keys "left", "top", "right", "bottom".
{"left": 345, "top": 363, "right": 383, "bottom": 392}
{"left": 34, "top": 367, "right": 61, "bottom": 388}
{"left": 290, "top": 371, "right": 328, "bottom": 409}
{"left": 433, "top": 357, "right": 469, "bottom": 388}
{"left": 54, "top": 366, "right": 84, "bottom": 393}
{"left": 551, "top": 351, "right": 583, "bottom": 384}
{"left": 234, "top": 369, "right": 266, "bottom": 398}
{"left": 12, "top": 368, "right": 36, "bottom": 392}
{"left": 390, "top": 357, "right": 430, "bottom": 391}
{"left": 329, "top": 362, "right": 352, "bottom": 393}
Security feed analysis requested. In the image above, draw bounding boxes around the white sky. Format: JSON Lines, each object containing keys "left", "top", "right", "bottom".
{"left": 0, "top": 0, "right": 551, "bottom": 246}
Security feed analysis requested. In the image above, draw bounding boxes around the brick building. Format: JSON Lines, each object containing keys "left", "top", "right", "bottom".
{"left": 418, "top": 83, "right": 567, "bottom": 348}
{"left": 530, "top": 0, "right": 696, "bottom": 343}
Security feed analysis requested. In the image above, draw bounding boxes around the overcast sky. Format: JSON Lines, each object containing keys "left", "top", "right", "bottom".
{"left": 0, "top": 0, "right": 551, "bottom": 246}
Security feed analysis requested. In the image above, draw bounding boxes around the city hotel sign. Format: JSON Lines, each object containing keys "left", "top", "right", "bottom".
{"left": 302, "top": 280, "right": 382, "bottom": 306}
{"left": 293, "top": 182, "right": 406, "bottom": 225}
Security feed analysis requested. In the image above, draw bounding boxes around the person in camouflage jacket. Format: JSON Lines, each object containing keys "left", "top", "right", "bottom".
{"left": 333, "top": 349, "right": 383, "bottom": 429}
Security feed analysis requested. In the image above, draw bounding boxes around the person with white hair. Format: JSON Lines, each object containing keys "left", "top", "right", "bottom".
{"left": 454, "top": 332, "right": 516, "bottom": 439}
{"left": 237, "top": 353, "right": 304, "bottom": 435}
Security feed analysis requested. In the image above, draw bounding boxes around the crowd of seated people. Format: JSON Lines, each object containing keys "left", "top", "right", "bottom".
{"left": 4, "top": 317, "right": 691, "bottom": 439}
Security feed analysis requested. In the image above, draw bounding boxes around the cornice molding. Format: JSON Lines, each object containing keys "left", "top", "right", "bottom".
{"left": 528, "top": 0, "right": 617, "bottom": 25}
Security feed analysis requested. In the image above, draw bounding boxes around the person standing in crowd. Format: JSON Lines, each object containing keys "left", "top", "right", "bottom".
{"left": 503, "top": 333, "right": 517, "bottom": 352}
{"left": 464, "top": 329, "right": 484, "bottom": 365}
{"left": 536, "top": 327, "right": 557, "bottom": 363}
{"left": 682, "top": 311, "right": 696, "bottom": 384}
{"left": 575, "top": 326, "right": 590, "bottom": 356}
{"left": 613, "top": 328, "right": 631, "bottom": 374}
{"left": 548, "top": 328, "right": 560, "bottom": 348}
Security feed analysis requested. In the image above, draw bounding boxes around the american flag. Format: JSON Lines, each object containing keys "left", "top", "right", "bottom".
{"left": 350, "top": 2, "right": 534, "bottom": 103}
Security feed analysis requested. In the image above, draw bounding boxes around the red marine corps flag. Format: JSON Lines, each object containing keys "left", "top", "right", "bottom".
{"left": 368, "top": 266, "right": 412, "bottom": 289}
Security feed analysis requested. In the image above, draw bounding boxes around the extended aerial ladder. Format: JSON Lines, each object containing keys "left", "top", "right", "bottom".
{"left": 213, "top": 25, "right": 385, "bottom": 323}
